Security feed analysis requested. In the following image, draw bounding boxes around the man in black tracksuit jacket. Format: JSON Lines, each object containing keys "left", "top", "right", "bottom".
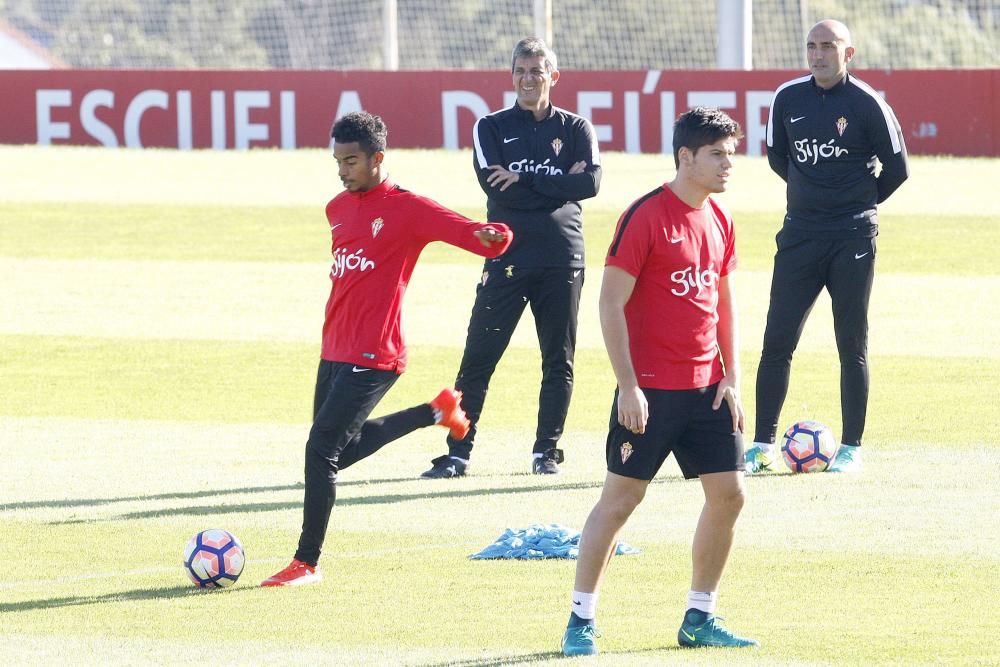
{"left": 421, "top": 37, "right": 601, "bottom": 478}
{"left": 746, "top": 19, "right": 909, "bottom": 475}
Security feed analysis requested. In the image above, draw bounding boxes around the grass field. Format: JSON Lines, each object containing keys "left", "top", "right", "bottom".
{"left": 1, "top": 146, "right": 998, "bottom": 666}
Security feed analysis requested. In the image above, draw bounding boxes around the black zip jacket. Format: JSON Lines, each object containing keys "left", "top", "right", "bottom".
{"left": 473, "top": 103, "right": 601, "bottom": 268}
{"left": 766, "top": 73, "right": 909, "bottom": 238}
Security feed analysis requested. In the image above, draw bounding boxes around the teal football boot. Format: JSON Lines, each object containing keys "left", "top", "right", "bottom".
{"left": 828, "top": 443, "right": 862, "bottom": 473}
{"left": 678, "top": 611, "right": 758, "bottom": 648}
{"left": 744, "top": 444, "right": 775, "bottom": 475}
{"left": 561, "top": 623, "right": 599, "bottom": 656}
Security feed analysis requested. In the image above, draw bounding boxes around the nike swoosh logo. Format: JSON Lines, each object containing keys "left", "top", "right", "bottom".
{"left": 854, "top": 252, "right": 870, "bottom": 260}
{"left": 503, "top": 137, "right": 518, "bottom": 144}
{"left": 790, "top": 116, "right": 805, "bottom": 123}
{"left": 670, "top": 237, "right": 683, "bottom": 244}
{"left": 573, "top": 269, "right": 582, "bottom": 278}
{"left": 331, "top": 224, "right": 342, "bottom": 230}
{"left": 573, "top": 600, "right": 581, "bottom": 606}
{"left": 352, "top": 366, "right": 372, "bottom": 373}
{"left": 681, "top": 629, "right": 696, "bottom": 642}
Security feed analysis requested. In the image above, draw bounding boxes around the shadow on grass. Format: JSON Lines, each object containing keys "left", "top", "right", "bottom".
{"left": 421, "top": 652, "right": 565, "bottom": 666}
{"left": 0, "top": 583, "right": 253, "bottom": 613}
{"left": 45, "top": 477, "right": 684, "bottom": 525}
{"left": 2, "top": 483, "right": 303, "bottom": 511}
{"left": 422, "top": 644, "right": 697, "bottom": 665}
{"left": 421, "top": 646, "right": 691, "bottom": 666}
{"left": 3, "top": 477, "right": 420, "bottom": 512}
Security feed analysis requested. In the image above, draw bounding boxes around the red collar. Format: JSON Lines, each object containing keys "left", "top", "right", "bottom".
{"left": 350, "top": 177, "right": 394, "bottom": 199}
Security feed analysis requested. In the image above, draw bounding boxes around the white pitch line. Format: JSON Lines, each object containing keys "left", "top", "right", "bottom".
{"left": 0, "top": 542, "right": 475, "bottom": 591}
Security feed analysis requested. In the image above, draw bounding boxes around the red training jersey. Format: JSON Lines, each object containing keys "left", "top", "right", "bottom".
{"left": 605, "top": 184, "right": 737, "bottom": 390}
{"left": 322, "top": 178, "right": 512, "bottom": 373}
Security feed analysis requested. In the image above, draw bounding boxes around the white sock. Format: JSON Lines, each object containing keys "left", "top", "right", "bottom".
{"left": 449, "top": 456, "right": 469, "bottom": 464}
{"left": 571, "top": 591, "right": 598, "bottom": 620}
{"left": 687, "top": 590, "right": 717, "bottom": 614}
{"left": 533, "top": 452, "right": 544, "bottom": 459}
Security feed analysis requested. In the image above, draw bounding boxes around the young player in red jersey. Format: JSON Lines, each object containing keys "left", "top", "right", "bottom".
{"left": 561, "top": 108, "right": 757, "bottom": 654}
{"left": 262, "top": 111, "right": 512, "bottom": 587}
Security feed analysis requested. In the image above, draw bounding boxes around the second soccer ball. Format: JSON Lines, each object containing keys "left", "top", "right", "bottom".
{"left": 780, "top": 421, "right": 838, "bottom": 473}
{"left": 182, "top": 528, "right": 245, "bottom": 588}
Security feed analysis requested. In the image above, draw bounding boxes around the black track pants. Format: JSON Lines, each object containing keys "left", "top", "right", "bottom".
{"left": 447, "top": 266, "right": 584, "bottom": 460}
{"left": 754, "top": 231, "right": 876, "bottom": 447}
{"left": 295, "top": 360, "right": 434, "bottom": 565}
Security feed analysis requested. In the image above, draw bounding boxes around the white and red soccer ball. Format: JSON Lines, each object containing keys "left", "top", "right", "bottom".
{"left": 182, "top": 529, "right": 245, "bottom": 588}
{"left": 780, "top": 421, "right": 839, "bottom": 473}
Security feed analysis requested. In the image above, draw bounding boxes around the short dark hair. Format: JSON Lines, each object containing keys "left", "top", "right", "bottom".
{"left": 672, "top": 107, "right": 743, "bottom": 168}
{"left": 330, "top": 111, "right": 387, "bottom": 155}
{"left": 511, "top": 37, "right": 557, "bottom": 73}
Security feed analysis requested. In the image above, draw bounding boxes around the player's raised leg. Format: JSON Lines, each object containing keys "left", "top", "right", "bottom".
{"left": 264, "top": 364, "right": 470, "bottom": 586}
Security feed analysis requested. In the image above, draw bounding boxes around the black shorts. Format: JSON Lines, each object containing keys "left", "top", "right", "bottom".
{"left": 606, "top": 383, "right": 745, "bottom": 480}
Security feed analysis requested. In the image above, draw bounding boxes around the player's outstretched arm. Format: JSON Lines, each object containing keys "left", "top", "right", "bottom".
{"left": 407, "top": 193, "right": 513, "bottom": 258}
{"left": 473, "top": 226, "right": 508, "bottom": 247}
{"left": 448, "top": 219, "right": 513, "bottom": 258}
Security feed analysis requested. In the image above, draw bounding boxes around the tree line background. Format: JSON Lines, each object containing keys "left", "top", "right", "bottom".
{"left": 2, "top": 0, "right": 996, "bottom": 70}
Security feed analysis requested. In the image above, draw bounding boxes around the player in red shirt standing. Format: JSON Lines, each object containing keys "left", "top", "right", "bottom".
{"left": 561, "top": 108, "right": 757, "bottom": 654}
{"left": 262, "top": 111, "right": 512, "bottom": 587}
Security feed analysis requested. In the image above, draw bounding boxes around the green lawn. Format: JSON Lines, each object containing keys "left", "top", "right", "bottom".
{"left": 1, "top": 147, "right": 998, "bottom": 665}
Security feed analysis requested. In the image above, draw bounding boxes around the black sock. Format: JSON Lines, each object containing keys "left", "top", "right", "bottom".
{"left": 568, "top": 611, "right": 594, "bottom": 628}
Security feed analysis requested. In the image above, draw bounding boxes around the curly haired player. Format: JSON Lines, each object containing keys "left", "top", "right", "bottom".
{"left": 262, "top": 111, "right": 513, "bottom": 586}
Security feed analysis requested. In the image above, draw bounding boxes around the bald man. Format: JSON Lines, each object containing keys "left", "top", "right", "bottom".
{"left": 746, "top": 20, "right": 909, "bottom": 474}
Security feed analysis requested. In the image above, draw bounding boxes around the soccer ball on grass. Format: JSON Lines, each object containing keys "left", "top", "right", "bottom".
{"left": 182, "top": 529, "right": 245, "bottom": 588}
{"left": 780, "top": 421, "right": 838, "bottom": 473}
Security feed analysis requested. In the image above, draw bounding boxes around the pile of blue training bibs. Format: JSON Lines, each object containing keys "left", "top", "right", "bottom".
{"left": 469, "top": 523, "right": 641, "bottom": 560}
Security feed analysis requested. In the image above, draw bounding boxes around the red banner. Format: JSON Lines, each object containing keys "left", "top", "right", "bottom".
{"left": 1, "top": 69, "right": 996, "bottom": 156}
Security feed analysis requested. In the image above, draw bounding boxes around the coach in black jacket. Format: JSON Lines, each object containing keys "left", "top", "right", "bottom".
{"left": 745, "top": 19, "right": 909, "bottom": 475}
{"left": 422, "top": 37, "right": 601, "bottom": 478}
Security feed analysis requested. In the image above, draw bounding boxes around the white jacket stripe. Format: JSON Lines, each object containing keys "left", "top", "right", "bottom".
{"left": 851, "top": 77, "right": 904, "bottom": 154}
{"left": 766, "top": 74, "right": 811, "bottom": 147}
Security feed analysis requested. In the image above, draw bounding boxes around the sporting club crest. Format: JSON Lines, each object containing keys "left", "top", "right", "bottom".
{"left": 551, "top": 137, "right": 563, "bottom": 156}
{"left": 620, "top": 441, "right": 634, "bottom": 464}
{"left": 371, "top": 217, "right": 384, "bottom": 238}
{"left": 836, "top": 116, "right": 848, "bottom": 137}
